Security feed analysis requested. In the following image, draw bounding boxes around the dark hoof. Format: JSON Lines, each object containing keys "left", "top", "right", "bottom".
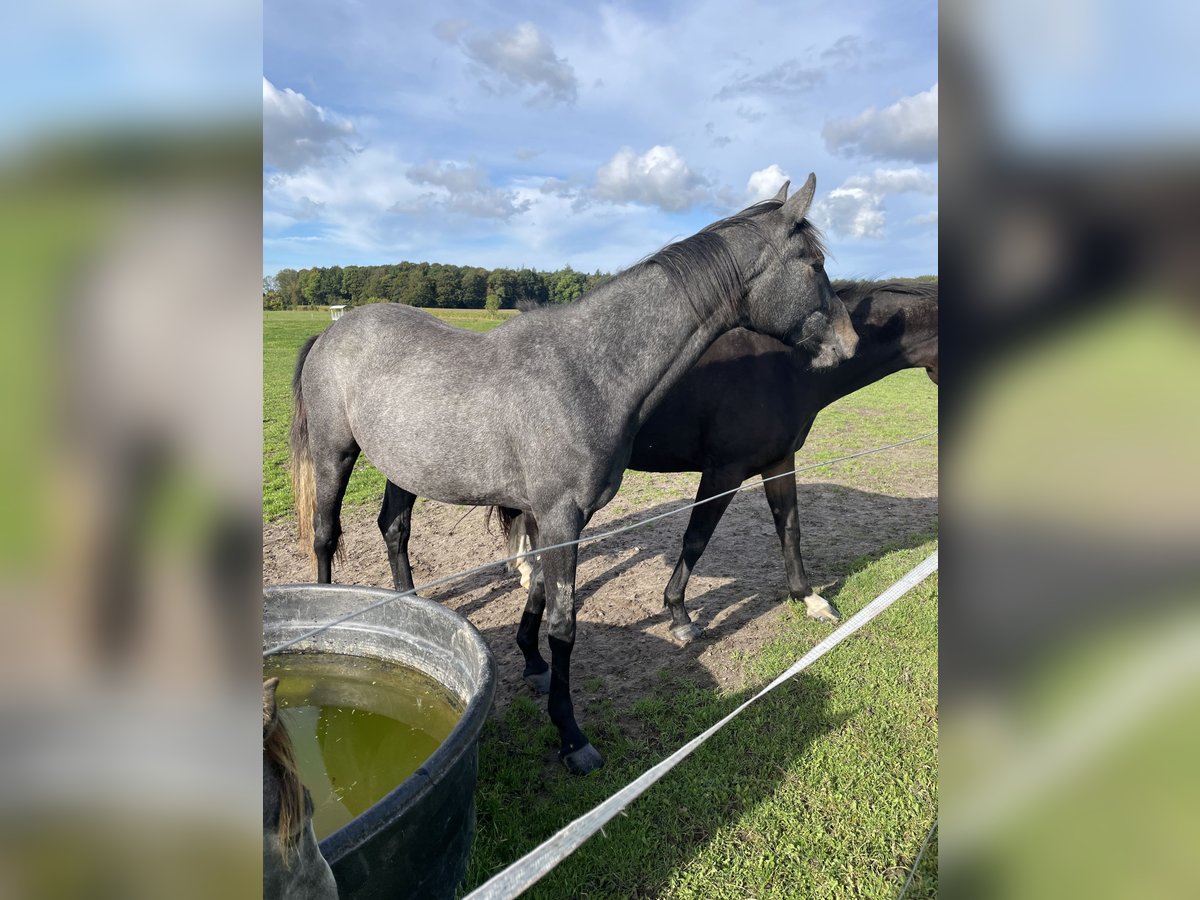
{"left": 801, "top": 593, "right": 841, "bottom": 624}
{"left": 561, "top": 743, "right": 605, "bottom": 775}
{"left": 523, "top": 669, "right": 551, "bottom": 694}
{"left": 670, "top": 622, "right": 703, "bottom": 644}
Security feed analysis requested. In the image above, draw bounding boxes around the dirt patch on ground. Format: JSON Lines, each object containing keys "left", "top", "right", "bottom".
{"left": 263, "top": 466, "right": 937, "bottom": 715}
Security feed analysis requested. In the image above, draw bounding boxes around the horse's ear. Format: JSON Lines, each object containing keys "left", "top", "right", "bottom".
{"left": 781, "top": 173, "right": 817, "bottom": 223}
{"left": 263, "top": 677, "right": 280, "bottom": 735}
{"left": 773, "top": 180, "right": 790, "bottom": 203}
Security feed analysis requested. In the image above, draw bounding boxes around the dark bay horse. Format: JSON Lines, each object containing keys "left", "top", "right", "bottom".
{"left": 290, "top": 175, "right": 856, "bottom": 773}
{"left": 619, "top": 278, "right": 937, "bottom": 640}
{"left": 264, "top": 678, "right": 338, "bottom": 899}
{"left": 381, "top": 279, "right": 936, "bottom": 645}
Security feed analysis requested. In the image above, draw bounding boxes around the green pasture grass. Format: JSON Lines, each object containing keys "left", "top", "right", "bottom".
{"left": 465, "top": 538, "right": 938, "bottom": 899}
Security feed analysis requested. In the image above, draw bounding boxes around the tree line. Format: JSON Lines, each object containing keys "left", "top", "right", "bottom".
{"left": 263, "top": 262, "right": 610, "bottom": 311}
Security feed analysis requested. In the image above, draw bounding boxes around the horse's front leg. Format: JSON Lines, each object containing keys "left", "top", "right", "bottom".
{"left": 663, "top": 467, "right": 741, "bottom": 643}
{"left": 760, "top": 458, "right": 840, "bottom": 624}
{"left": 536, "top": 505, "right": 604, "bottom": 775}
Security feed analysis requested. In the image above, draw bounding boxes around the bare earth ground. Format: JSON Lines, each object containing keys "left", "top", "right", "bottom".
{"left": 264, "top": 452, "right": 937, "bottom": 716}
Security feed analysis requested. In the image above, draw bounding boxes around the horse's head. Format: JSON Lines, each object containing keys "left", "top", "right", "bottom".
{"left": 263, "top": 678, "right": 338, "bottom": 899}
{"left": 838, "top": 280, "right": 939, "bottom": 384}
{"left": 733, "top": 174, "right": 858, "bottom": 368}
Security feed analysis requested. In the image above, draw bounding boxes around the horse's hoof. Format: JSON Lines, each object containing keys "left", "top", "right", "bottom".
{"left": 802, "top": 594, "right": 842, "bottom": 624}
{"left": 524, "top": 669, "right": 551, "bottom": 694}
{"left": 561, "top": 743, "right": 605, "bottom": 775}
{"left": 670, "top": 622, "right": 703, "bottom": 644}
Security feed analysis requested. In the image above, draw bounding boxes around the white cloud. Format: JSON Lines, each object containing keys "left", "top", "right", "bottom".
{"left": 405, "top": 159, "right": 531, "bottom": 220}
{"left": 593, "top": 145, "right": 711, "bottom": 212}
{"left": 262, "top": 78, "right": 355, "bottom": 172}
{"left": 811, "top": 167, "right": 937, "bottom": 240}
{"left": 745, "top": 164, "right": 791, "bottom": 204}
{"left": 908, "top": 209, "right": 939, "bottom": 226}
{"left": 440, "top": 21, "right": 578, "bottom": 105}
{"left": 823, "top": 84, "right": 938, "bottom": 162}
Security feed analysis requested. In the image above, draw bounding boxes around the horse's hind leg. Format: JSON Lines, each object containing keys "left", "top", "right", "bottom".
{"left": 535, "top": 503, "right": 603, "bottom": 774}
{"left": 378, "top": 480, "right": 417, "bottom": 592}
{"left": 760, "top": 458, "right": 840, "bottom": 624}
{"left": 513, "top": 516, "right": 552, "bottom": 693}
{"left": 311, "top": 436, "right": 359, "bottom": 584}
{"left": 663, "top": 467, "right": 740, "bottom": 644}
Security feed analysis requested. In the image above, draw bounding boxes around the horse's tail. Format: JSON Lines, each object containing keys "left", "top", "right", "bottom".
{"left": 290, "top": 335, "right": 320, "bottom": 563}
{"left": 488, "top": 506, "right": 529, "bottom": 574}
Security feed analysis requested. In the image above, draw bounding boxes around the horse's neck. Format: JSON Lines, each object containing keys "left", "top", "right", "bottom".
{"left": 810, "top": 304, "right": 931, "bottom": 403}
{"left": 570, "top": 268, "right": 738, "bottom": 430}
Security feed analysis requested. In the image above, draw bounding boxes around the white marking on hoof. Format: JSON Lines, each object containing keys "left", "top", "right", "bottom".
{"left": 802, "top": 593, "right": 841, "bottom": 624}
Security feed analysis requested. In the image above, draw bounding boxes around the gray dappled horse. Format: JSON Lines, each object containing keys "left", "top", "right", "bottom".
{"left": 493, "top": 279, "right": 938, "bottom": 642}
{"left": 289, "top": 176, "right": 856, "bottom": 773}
{"left": 263, "top": 678, "right": 338, "bottom": 900}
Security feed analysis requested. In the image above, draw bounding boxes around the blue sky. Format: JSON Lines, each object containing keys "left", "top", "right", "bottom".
{"left": 264, "top": 0, "right": 937, "bottom": 278}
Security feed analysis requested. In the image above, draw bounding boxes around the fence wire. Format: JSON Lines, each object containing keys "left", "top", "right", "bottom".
{"left": 264, "top": 430, "right": 936, "bottom": 657}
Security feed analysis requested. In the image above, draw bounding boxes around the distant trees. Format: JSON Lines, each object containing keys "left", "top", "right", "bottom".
{"left": 264, "top": 260, "right": 932, "bottom": 312}
{"left": 263, "top": 261, "right": 613, "bottom": 310}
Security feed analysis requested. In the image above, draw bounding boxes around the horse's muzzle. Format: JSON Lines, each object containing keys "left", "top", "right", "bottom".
{"left": 808, "top": 308, "right": 859, "bottom": 370}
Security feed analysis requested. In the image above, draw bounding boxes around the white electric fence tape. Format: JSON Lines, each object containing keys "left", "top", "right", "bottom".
{"left": 464, "top": 550, "right": 939, "bottom": 900}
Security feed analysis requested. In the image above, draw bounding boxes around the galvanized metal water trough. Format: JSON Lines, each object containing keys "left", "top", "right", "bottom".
{"left": 264, "top": 584, "right": 496, "bottom": 900}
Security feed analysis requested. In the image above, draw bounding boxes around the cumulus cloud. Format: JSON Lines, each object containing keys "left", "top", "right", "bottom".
{"left": 262, "top": 78, "right": 355, "bottom": 172}
{"left": 438, "top": 21, "right": 578, "bottom": 105}
{"left": 811, "top": 167, "right": 937, "bottom": 240}
{"left": 264, "top": 148, "right": 534, "bottom": 262}
{"left": 823, "top": 83, "right": 938, "bottom": 162}
{"left": 745, "top": 164, "right": 791, "bottom": 204}
{"left": 593, "top": 146, "right": 711, "bottom": 213}
{"left": 716, "top": 59, "right": 825, "bottom": 100}
{"left": 405, "top": 160, "right": 531, "bottom": 219}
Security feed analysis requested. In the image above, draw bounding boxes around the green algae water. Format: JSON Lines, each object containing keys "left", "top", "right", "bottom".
{"left": 265, "top": 652, "right": 462, "bottom": 840}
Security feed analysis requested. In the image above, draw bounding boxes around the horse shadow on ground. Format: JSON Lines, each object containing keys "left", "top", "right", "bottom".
{"left": 464, "top": 616, "right": 859, "bottom": 896}
{"left": 436, "top": 482, "right": 937, "bottom": 642}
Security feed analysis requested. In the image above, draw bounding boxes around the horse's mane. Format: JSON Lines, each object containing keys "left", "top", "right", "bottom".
{"left": 617, "top": 198, "right": 826, "bottom": 326}
{"left": 834, "top": 278, "right": 939, "bottom": 306}
{"left": 265, "top": 717, "right": 307, "bottom": 864}
{"left": 834, "top": 279, "right": 939, "bottom": 335}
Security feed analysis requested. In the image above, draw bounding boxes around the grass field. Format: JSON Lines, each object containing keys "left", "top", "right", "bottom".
{"left": 263, "top": 305, "right": 938, "bottom": 898}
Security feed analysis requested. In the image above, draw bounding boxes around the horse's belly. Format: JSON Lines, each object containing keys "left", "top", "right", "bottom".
{"left": 353, "top": 417, "right": 522, "bottom": 508}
